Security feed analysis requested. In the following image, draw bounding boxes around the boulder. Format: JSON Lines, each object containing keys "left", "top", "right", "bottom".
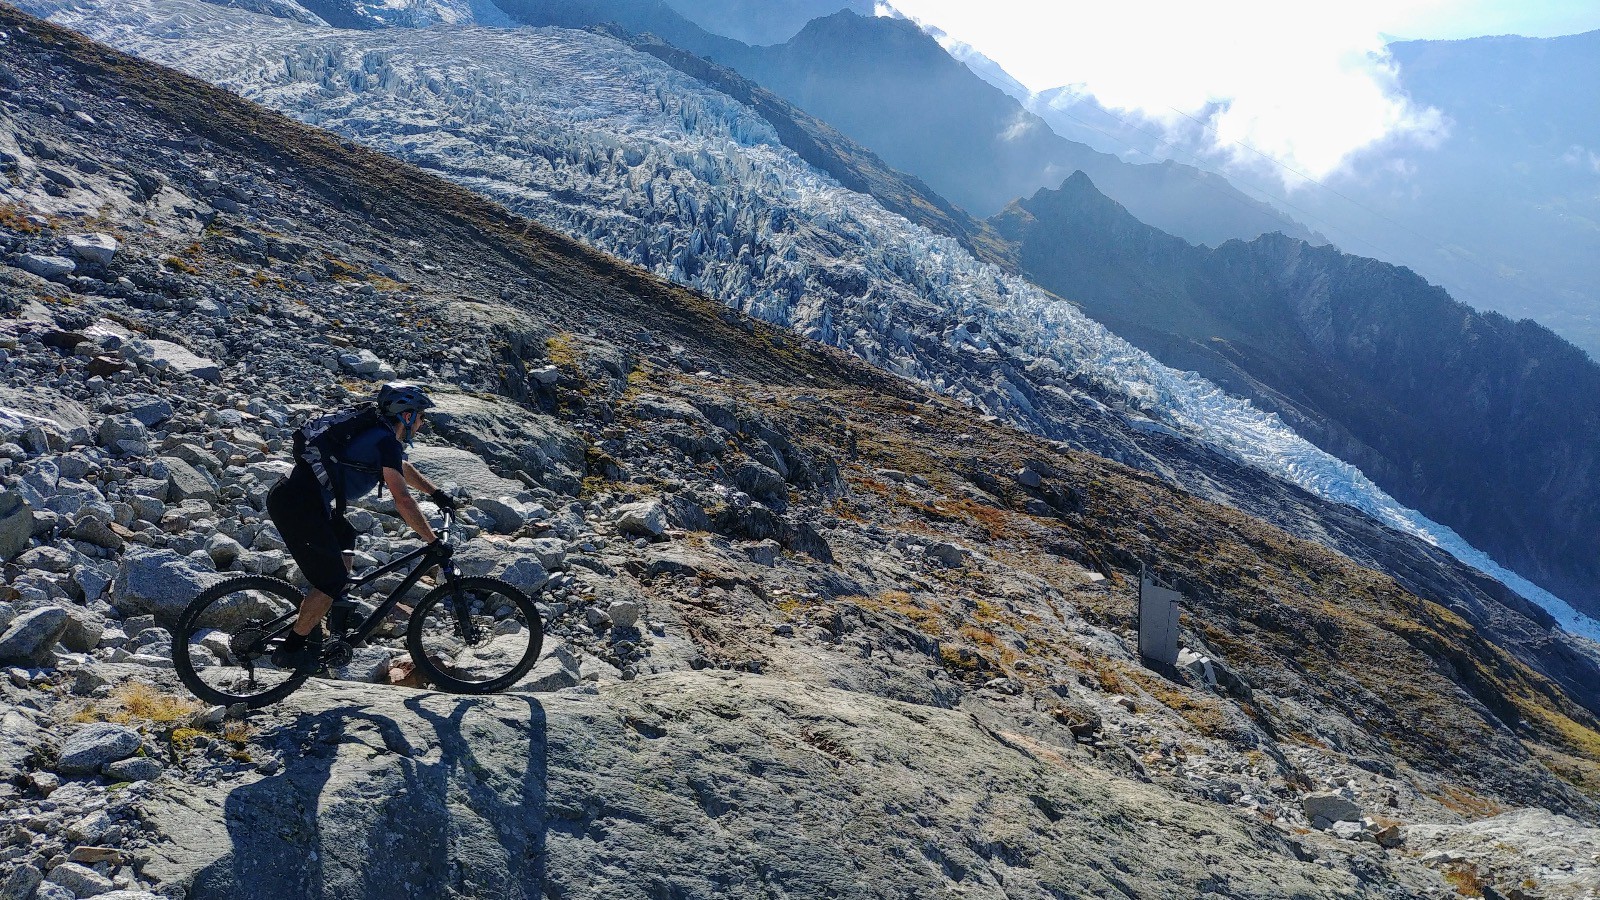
{"left": 0, "top": 491, "right": 32, "bottom": 561}
{"left": 59, "top": 607, "right": 105, "bottom": 653}
{"left": 516, "top": 645, "right": 580, "bottom": 692}
{"left": 741, "top": 539, "right": 781, "bottom": 566}
{"left": 1304, "top": 793, "right": 1362, "bottom": 828}
{"left": 332, "top": 646, "right": 395, "bottom": 683}
{"left": 44, "top": 862, "right": 114, "bottom": 898}
{"left": 161, "top": 455, "right": 218, "bottom": 502}
{"left": 1, "top": 865, "right": 41, "bottom": 900}
{"left": 524, "top": 537, "right": 567, "bottom": 570}
{"left": 925, "top": 542, "right": 970, "bottom": 568}
{"left": 56, "top": 722, "right": 141, "bottom": 775}
{"left": 16, "top": 253, "right": 75, "bottom": 279}
{"left": 608, "top": 600, "right": 641, "bottom": 629}
{"left": 499, "top": 558, "right": 550, "bottom": 594}
{"left": 65, "top": 232, "right": 118, "bottom": 266}
{"left": 408, "top": 445, "right": 526, "bottom": 500}
{"left": 0, "top": 607, "right": 70, "bottom": 666}
{"left": 103, "top": 755, "right": 164, "bottom": 783}
{"left": 97, "top": 415, "right": 149, "bottom": 450}
{"left": 111, "top": 548, "right": 224, "bottom": 618}
{"left": 426, "top": 393, "right": 585, "bottom": 490}
{"left": 0, "top": 386, "right": 93, "bottom": 448}
{"left": 615, "top": 501, "right": 668, "bottom": 538}
{"left": 126, "top": 338, "right": 221, "bottom": 383}
{"left": 121, "top": 395, "right": 174, "bottom": 427}
{"left": 471, "top": 496, "right": 530, "bottom": 534}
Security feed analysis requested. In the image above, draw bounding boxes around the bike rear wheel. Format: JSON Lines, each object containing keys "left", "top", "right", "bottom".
{"left": 173, "top": 575, "right": 314, "bottom": 708}
{"left": 405, "top": 576, "right": 543, "bottom": 694}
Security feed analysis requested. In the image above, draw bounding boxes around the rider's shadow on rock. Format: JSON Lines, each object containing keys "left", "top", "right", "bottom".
{"left": 187, "top": 691, "right": 548, "bottom": 900}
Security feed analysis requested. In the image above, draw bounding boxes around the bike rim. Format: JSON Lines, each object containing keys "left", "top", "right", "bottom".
{"left": 181, "top": 585, "right": 304, "bottom": 701}
{"left": 414, "top": 584, "right": 538, "bottom": 686}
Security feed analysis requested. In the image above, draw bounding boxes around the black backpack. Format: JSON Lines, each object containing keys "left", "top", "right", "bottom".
{"left": 292, "top": 403, "right": 385, "bottom": 512}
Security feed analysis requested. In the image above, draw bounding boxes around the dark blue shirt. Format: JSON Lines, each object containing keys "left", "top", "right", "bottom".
{"left": 325, "top": 425, "right": 404, "bottom": 504}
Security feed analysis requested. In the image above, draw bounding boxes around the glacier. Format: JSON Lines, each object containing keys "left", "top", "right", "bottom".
{"left": 23, "top": 0, "right": 1600, "bottom": 644}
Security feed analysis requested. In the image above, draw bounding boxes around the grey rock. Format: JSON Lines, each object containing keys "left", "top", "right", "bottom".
{"left": 925, "top": 542, "right": 970, "bottom": 567}
{"left": 409, "top": 445, "right": 526, "bottom": 500}
{"left": 205, "top": 533, "right": 245, "bottom": 567}
{"left": 56, "top": 722, "right": 141, "bottom": 775}
{"left": 34, "top": 883, "right": 72, "bottom": 900}
{"left": 1303, "top": 792, "right": 1362, "bottom": 827}
{"left": 607, "top": 600, "right": 641, "bottom": 629}
{"left": 615, "top": 500, "right": 667, "bottom": 538}
{"left": 331, "top": 646, "right": 394, "bottom": 683}
{"left": 17, "top": 253, "right": 75, "bottom": 279}
{"left": 59, "top": 607, "right": 105, "bottom": 653}
{"left": 426, "top": 393, "right": 584, "bottom": 490}
{"left": 0, "top": 607, "right": 70, "bottom": 666}
{"left": 161, "top": 455, "right": 217, "bottom": 502}
{"left": 126, "top": 338, "right": 221, "bottom": 383}
{"left": 111, "top": 548, "right": 223, "bottom": 618}
{"left": 0, "top": 490, "right": 32, "bottom": 561}
{"left": 740, "top": 539, "right": 782, "bottom": 566}
{"left": 524, "top": 537, "right": 566, "bottom": 570}
{"left": 68, "top": 514, "right": 123, "bottom": 551}
{"left": 1329, "top": 820, "right": 1367, "bottom": 841}
{"left": 516, "top": 648, "right": 580, "bottom": 692}
{"left": 471, "top": 496, "right": 529, "bottom": 533}
{"left": 498, "top": 558, "right": 549, "bottom": 594}
{"left": 64, "top": 233, "right": 118, "bottom": 266}
{"left": 44, "top": 861, "right": 114, "bottom": 897}
{"left": 96, "top": 415, "right": 148, "bottom": 450}
{"left": 121, "top": 395, "right": 173, "bottom": 427}
{"left": 101, "top": 752, "right": 162, "bottom": 781}
{"left": 1016, "top": 466, "right": 1044, "bottom": 489}
{"left": 1, "top": 864, "right": 42, "bottom": 900}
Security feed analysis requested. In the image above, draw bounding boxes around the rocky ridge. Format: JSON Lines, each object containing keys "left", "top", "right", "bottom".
{"left": 0, "top": 8, "right": 1598, "bottom": 900}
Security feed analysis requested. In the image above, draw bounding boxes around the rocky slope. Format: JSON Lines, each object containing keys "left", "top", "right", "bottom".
{"left": 32, "top": 0, "right": 1600, "bottom": 660}
{"left": 2, "top": 8, "right": 1600, "bottom": 900}
{"left": 992, "top": 172, "right": 1600, "bottom": 623}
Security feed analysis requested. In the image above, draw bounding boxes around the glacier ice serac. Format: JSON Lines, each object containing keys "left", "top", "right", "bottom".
{"left": 29, "top": 0, "right": 1600, "bottom": 644}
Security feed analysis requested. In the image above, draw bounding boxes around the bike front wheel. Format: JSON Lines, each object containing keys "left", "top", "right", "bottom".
{"left": 173, "top": 575, "right": 314, "bottom": 708}
{"left": 405, "top": 576, "right": 544, "bottom": 694}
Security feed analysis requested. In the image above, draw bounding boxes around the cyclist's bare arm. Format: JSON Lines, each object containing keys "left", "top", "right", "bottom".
{"left": 384, "top": 466, "right": 437, "bottom": 543}
{"left": 401, "top": 460, "right": 439, "bottom": 495}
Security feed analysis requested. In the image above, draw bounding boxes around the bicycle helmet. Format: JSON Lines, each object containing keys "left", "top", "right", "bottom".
{"left": 376, "top": 382, "right": 434, "bottom": 444}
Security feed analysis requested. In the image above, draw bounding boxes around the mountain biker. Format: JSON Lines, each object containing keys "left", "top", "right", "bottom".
{"left": 267, "top": 382, "right": 456, "bottom": 669}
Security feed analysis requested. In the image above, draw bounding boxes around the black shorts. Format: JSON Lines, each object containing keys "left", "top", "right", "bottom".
{"left": 267, "top": 465, "right": 357, "bottom": 597}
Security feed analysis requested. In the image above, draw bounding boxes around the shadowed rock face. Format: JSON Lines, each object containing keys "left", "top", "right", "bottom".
{"left": 993, "top": 172, "right": 1600, "bottom": 622}
{"left": 1, "top": 8, "right": 1600, "bottom": 900}
{"left": 133, "top": 676, "right": 1376, "bottom": 900}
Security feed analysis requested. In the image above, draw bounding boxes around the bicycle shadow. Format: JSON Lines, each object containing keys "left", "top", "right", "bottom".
{"left": 185, "top": 686, "right": 548, "bottom": 900}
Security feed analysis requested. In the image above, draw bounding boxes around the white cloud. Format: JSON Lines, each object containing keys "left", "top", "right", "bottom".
{"left": 882, "top": 0, "right": 1458, "bottom": 187}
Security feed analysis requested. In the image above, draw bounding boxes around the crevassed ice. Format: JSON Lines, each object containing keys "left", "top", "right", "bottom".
{"left": 31, "top": 0, "right": 1600, "bottom": 643}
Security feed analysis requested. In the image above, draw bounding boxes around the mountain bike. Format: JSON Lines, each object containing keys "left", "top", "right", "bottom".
{"left": 172, "top": 512, "right": 544, "bottom": 708}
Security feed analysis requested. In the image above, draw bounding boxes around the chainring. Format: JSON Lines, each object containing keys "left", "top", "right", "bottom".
{"left": 323, "top": 639, "right": 353, "bottom": 668}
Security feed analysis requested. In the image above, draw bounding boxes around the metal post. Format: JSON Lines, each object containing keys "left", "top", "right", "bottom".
{"left": 1138, "top": 564, "right": 1181, "bottom": 666}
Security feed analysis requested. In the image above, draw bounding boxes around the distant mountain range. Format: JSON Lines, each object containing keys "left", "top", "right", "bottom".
{"left": 942, "top": 22, "right": 1600, "bottom": 360}
{"left": 994, "top": 172, "right": 1600, "bottom": 617}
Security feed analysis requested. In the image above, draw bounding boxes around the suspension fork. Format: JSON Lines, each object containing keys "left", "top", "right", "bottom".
{"left": 441, "top": 558, "right": 484, "bottom": 644}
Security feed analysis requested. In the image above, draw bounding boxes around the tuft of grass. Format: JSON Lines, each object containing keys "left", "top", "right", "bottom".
{"left": 1441, "top": 862, "right": 1490, "bottom": 897}
{"left": 87, "top": 682, "right": 204, "bottom": 726}
{"left": 546, "top": 332, "right": 578, "bottom": 367}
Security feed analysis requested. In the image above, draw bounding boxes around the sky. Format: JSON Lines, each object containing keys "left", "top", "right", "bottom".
{"left": 881, "top": 1, "right": 1600, "bottom": 186}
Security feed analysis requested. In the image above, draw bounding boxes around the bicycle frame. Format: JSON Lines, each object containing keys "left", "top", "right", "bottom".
{"left": 258, "top": 512, "right": 462, "bottom": 651}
